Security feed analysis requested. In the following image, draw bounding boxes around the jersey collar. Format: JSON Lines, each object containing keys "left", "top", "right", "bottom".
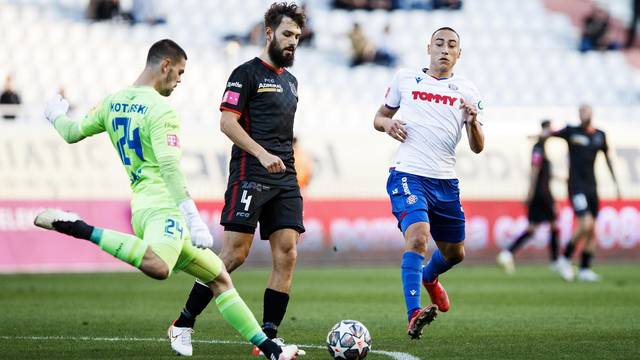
{"left": 422, "top": 67, "right": 452, "bottom": 81}
{"left": 259, "top": 58, "right": 285, "bottom": 75}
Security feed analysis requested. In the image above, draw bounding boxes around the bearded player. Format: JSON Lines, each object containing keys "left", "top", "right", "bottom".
{"left": 374, "top": 27, "right": 484, "bottom": 339}
{"left": 35, "top": 39, "right": 302, "bottom": 359}
{"left": 168, "top": 3, "right": 306, "bottom": 356}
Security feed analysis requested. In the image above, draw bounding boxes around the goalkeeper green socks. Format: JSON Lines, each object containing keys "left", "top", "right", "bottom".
{"left": 90, "top": 228, "right": 148, "bottom": 268}
{"left": 215, "top": 288, "right": 265, "bottom": 345}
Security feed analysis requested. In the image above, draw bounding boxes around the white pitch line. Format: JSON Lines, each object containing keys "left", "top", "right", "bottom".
{"left": 0, "top": 335, "right": 421, "bottom": 360}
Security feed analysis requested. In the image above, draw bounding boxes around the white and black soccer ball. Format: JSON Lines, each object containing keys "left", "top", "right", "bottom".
{"left": 326, "top": 320, "right": 372, "bottom": 360}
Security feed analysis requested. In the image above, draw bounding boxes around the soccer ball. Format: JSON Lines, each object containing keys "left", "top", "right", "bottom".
{"left": 326, "top": 320, "right": 372, "bottom": 360}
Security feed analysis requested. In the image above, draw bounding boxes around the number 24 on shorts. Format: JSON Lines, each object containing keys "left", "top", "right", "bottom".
{"left": 164, "top": 218, "right": 184, "bottom": 240}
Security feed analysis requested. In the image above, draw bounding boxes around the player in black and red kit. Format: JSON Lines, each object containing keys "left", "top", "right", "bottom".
{"left": 497, "top": 120, "right": 559, "bottom": 274}
{"left": 167, "top": 3, "right": 306, "bottom": 357}
{"left": 553, "top": 105, "right": 621, "bottom": 282}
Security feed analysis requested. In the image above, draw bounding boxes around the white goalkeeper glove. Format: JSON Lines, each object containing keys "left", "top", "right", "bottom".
{"left": 44, "top": 94, "right": 69, "bottom": 124}
{"left": 179, "top": 199, "right": 214, "bottom": 249}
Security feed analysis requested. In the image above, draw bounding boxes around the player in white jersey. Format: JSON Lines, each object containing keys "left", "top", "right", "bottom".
{"left": 373, "top": 27, "right": 484, "bottom": 339}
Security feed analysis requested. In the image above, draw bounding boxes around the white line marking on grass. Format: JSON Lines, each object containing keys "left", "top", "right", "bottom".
{"left": 0, "top": 335, "right": 421, "bottom": 360}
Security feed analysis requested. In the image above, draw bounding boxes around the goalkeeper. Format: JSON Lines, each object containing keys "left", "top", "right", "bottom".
{"left": 35, "top": 39, "right": 302, "bottom": 360}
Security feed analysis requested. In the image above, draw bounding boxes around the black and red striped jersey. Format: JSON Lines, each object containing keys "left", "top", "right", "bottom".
{"left": 220, "top": 57, "right": 299, "bottom": 187}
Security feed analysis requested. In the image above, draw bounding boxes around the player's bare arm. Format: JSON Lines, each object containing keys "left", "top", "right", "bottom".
{"left": 603, "top": 150, "right": 622, "bottom": 199}
{"left": 220, "top": 110, "right": 286, "bottom": 173}
{"left": 461, "top": 99, "right": 484, "bottom": 153}
{"left": 374, "top": 105, "right": 407, "bottom": 142}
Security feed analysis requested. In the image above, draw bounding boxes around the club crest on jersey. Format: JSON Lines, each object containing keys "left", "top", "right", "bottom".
{"left": 289, "top": 81, "right": 298, "bottom": 97}
{"left": 406, "top": 195, "right": 418, "bottom": 205}
{"left": 448, "top": 83, "right": 458, "bottom": 91}
{"left": 415, "top": 77, "right": 423, "bottom": 84}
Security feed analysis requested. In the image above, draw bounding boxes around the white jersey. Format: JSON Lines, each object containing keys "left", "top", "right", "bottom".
{"left": 384, "top": 68, "right": 483, "bottom": 179}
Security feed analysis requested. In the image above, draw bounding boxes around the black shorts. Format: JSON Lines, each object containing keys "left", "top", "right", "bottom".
{"left": 220, "top": 180, "right": 305, "bottom": 240}
{"left": 569, "top": 191, "right": 599, "bottom": 218}
{"left": 528, "top": 196, "right": 556, "bottom": 223}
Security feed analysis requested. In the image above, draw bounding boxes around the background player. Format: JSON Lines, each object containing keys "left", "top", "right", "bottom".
{"left": 168, "top": 3, "right": 306, "bottom": 356}
{"left": 497, "top": 120, "right": 559, "bottom": 274}
{"left": 554, "top": 104, "right": 621, "bottom": 282}
{"left": 35, "top": 39, "right": 302, "bottom": 360}
{"left": 373, "top": 27, "right": 484, "bottom": 339}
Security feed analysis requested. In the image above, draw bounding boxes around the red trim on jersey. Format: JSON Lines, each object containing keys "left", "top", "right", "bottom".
{"left": 260, "top": 59, "right": 285, "bottom": 75}
{"left": 220, "top": 106, "right": 242, "bottom": 116}
{"left": 226, "top": 182, "right": 239, "bottom": 221}
{"left": 239, "top": 112, "right": 251, "bottom": 180}
{"left": 240, "top": 152, "right": 246, "bottom": 180}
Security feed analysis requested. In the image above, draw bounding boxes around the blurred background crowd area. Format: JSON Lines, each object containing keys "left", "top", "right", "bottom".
{"left": 1, "top": 0, "right": 640, "bottom": 270}
{"left": 1, "top": 0, "right": 640, "bottom": 128}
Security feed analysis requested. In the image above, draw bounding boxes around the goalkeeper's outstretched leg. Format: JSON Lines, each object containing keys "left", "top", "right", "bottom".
{"left": 34, "top": 208, "right": 170, "bottom": 279}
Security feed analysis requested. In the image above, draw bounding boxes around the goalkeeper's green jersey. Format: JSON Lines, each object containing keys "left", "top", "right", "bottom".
{"left": 54, "top": 86, "right": 188, "bottom": 213}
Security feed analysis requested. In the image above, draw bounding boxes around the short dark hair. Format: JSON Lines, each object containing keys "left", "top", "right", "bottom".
{"left": 264, "top": 2, "right": 306, "bottom": 31}
{"left": 146, "top": 39, "right": 187, "bottom": 65}
{"left": 540, "top": 119, "right": 551, "bottom": 128}
{"left": 431, "top": 27, "right": 460, "bottom": 41}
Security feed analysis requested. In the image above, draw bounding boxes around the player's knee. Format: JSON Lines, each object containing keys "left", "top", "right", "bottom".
{"left": 147, "top": 263, "right": 170, "bottom": 280}
{"left": 445, "top": 246, "right": 465, "bottom": 265}
{"left": 405, "top": 232, "right": 428, "bottom": 254}
{"left": 141, "top": 251, "right": 171, "bottom": 280}
{"left": 223, "top": 248, "right": 249, "bottom": 271}
{"left": 274, "top": 245, "right": 297, "bottom": 269}
{"left": 209, "top": 270, "right": 233, "bottom": 296}
{"left": 579, "top": 215, "right": 594, "bottom": 230}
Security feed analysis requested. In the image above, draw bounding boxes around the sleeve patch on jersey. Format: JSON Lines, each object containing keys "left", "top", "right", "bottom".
{"left": 531, "top": 152, "right": 543, "bottom": 166}
{"left": 222, "top": 90, "right": 240, "bottom": 106}
{"left": 167, "top": 134, "right": 180, "bottom": 147}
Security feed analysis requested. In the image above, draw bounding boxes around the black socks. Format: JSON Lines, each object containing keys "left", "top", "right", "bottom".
{"left": 563, "top": 241, "right": 576, "bottom": 259}
{"left": 263, "top": 288, "right": 290, "bottom": 339}
{"left": 549, "top": 228, "right": 559, "bottom": 261}
{"left": 258, "top": 338, "right": 282, "bottom": 359}
{"left": 53, "top": 219, "right": 94, "bottom": 240}
{"left": 580, "top": 251, "right": 593, "bottom": 269}
{"left": 174, "top": 281, "right": 214, "bottom": 328}
{"left": 508, "top": 229, "right": 533, "bottom": 253}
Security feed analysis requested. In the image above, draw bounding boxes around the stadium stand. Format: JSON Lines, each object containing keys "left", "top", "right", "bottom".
{"left": 1, "top": 0, "right": 639, "bottom": 130}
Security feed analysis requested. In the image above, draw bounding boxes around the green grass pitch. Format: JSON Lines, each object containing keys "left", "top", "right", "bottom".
{"left": 1, "top": 264, "right": 638, "bottom": 359}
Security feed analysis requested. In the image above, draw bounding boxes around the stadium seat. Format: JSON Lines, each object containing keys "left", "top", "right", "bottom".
{"left": 2, "top": 0, "right": 640, "bottom": 125}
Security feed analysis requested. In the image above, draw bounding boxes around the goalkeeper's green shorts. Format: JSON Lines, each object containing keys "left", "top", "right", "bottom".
{"left": 131, "top": 207, "right": 223, "bottom": 283}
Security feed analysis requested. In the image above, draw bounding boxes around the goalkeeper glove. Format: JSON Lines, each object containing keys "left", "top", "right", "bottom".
{"left": 44, "top": 94, "right": 69, "bottom": 124}
{"left": 179, "top": 199, "right": 214, "bottom": 249}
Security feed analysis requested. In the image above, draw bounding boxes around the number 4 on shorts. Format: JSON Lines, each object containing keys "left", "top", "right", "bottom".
{"left": 240, "top": 190, "right": 253, "bottom": 211}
